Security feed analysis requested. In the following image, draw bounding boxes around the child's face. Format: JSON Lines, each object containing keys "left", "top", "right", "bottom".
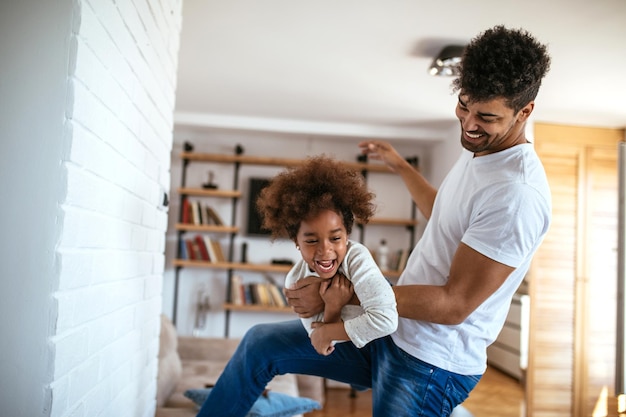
{"left": 295, "top": 209, "right": 348, "bottom": 279}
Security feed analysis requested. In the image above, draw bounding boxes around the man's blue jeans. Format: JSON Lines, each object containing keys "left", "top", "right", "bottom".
{"left": 196, "top": 320, "right": 480, "bottom": 417}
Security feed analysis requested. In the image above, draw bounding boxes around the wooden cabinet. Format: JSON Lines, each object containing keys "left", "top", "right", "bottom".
{"left": 171, "top": 145, "right": 418, "bottom": 336}
{"left": 526, "top": 123, "right": 624, "bottom": 417}
{"left": 487, "top": 292, "right": 530, "bottom": 380}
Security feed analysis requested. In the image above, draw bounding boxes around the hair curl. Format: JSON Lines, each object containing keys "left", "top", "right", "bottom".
{"left": 453, "top": 25, "right": 551, "bottom": 112}
{"left": 256, "top": 155, "right": 376, "bottom": 241}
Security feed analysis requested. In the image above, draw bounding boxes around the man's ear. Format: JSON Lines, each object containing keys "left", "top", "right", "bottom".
{"left": 518, "top": 101, "right": 534, "bottom": 122}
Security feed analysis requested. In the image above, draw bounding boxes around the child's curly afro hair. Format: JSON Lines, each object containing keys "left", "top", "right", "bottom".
{"left": 256, "top": 155, "right": 376, "bottom": 241}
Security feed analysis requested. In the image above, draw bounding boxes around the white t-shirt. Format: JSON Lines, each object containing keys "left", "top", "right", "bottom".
{"left": 392, "top": 144, "right": 551, "bottom": 375}
{"left": 285, "top": 240, "right": 398, "bottom": 348}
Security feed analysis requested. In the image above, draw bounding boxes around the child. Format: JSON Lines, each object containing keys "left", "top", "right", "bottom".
{"left": 256, "top": 155, "right": 398, "bottom": 355}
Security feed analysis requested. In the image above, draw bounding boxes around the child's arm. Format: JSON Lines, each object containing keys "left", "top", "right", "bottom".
{"left": 308, "top": 275, "right": 354, "bottom": 355}
{"left": 340, "top": 242, "right": 398, "bottom": 348}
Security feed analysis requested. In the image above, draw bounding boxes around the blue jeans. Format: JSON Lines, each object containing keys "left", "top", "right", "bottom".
{"left": 196, "top": 320, "right": 480, "bottom": 417}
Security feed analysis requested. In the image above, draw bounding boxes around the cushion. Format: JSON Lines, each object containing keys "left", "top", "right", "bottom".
{"left": 184, "top": 388, "right": 321, "bottom": 417}
{"left": 156, "top": 315, "right": 183, "bottom": 407}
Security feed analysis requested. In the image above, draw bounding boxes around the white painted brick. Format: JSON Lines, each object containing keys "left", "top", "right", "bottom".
{"left": 48, "top": 376, "right": 70, "bottom": 417}
{"left": 67, "top": 356, "right": 101, "bottom": 407}
{"left": 74, "top": 39, "right": 128, "bottom": 122}
{"left": 64, "top": 162, "right": 128, "bottom": 220}
{"left": 144, "top": 275, "right": 163, "bottom": 301}
{"left": 85, "top": 311, "right": 130, "bottom": 355}
{"left": 57, "top": 249, "right": 94, "bottom": 290}
{"left": 122, "top": 193, "right": 144, "bottom": 224}
{"left": 55, "top": 292, "right": 77, "bottom": 334}
{"left": 80, "top": 383, "right": 110, "bottom": 417}
{"left": 51, "top": 327, "right": 90, "bottom": 379}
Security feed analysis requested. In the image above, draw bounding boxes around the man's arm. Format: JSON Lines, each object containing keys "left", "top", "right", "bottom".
{"left": 358, "top": 140, "right": 438, "bottom": 220}
{"left": 286, "top": 243, "right": 514, "bottom": 325}
{"left": 395, "top": 243, "right": 514, "bottom": 324}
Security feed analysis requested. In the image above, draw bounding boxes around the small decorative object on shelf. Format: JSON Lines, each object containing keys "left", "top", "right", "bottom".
{"left": 377, "top": 239, "right": 389, "bottom": 271}
{"left": 202, "top": 170, "right": 218, "bottom": 189}
{"left": 192, "top": 287, "right": 211, "bottom": 337}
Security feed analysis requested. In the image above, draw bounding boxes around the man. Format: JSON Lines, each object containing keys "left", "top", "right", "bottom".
{"left": 199, "top": 25, "right": 552, "bottom": 417}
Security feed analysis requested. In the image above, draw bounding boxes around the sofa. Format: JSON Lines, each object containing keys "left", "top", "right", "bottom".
{"left": 156, "top": 315, "right": 325, "bottom": 417}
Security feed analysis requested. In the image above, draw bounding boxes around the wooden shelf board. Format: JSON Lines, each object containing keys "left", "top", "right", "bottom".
{"left": 178, "top": 187, "right": 241, "bottom": 198}
{"left": 383, "top": 269, "right": 402, "bottom": 279}
{"left": 173, "top": 259, "right": 292, "bottom": 273}
{"left": 180, "top": 152, "right": 394, "bottom": 173}
{"left": 175, "top": 223, "right": 239, "bottom": 233}
{"left": 224, "top": 303, "right": 294, "bottom": 313}
{"left": 363, "top": 217, "right": 418, "bottom": 227}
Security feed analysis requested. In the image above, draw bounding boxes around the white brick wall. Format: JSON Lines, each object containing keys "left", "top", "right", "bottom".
{"left": 49, "top": 1, "right": 182, "bottom": 416}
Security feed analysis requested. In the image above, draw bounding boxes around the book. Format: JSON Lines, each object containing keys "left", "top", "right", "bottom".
{"left": 184, "top": 240, "right": 194, "bottom": 260}
{"left": 396, "top": 248, "right": 410, "bottom": 272}
{"left": 192, "top": 240, "right": 204, "bottom": 260}
{"left": 194, "top": 235, "right": 210, "bottom": 261}
{"left": 204, "top": 205, "right": 224, "bottom": 226}
{"left": 204, "top": 236, "right": 218, "bottom": 263}
{"left": 191, "top": 201, "right": 202, "bottom": 225}
{"left": 256, "top": 283, "right": 272, "bottom": 306}
{"left": 243, "top": 284, "right": 254, "bottom": 305}
{"left": 229, "top": 275, "right": 244, "bottom": 305}
{"left": 178, "top": 238, "right": 188, "bottom": 259}
{"left": 262, "top": 274, "right": 288, "bottom": 307}
{"left": 267, "top": 283, "right": 287, "bottom": 307}
{"left": 210, "top": 240, "right": 226, "bottom": 262}
{"left": 181, "top": 198, "right": 191, "bottom": 224}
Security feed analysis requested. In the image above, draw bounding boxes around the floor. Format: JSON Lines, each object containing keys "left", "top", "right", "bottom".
{"left": 307, "top": 366, "right": 524, "bottom": 417}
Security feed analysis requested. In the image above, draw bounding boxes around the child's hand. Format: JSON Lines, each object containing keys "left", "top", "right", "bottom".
{"left": 310, "top": 322, "right": 335, "bottom": 356}
{"left": 320, "top": 273, "right": 353, "bottom": 317}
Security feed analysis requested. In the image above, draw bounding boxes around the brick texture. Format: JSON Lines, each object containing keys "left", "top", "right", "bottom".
{"left": 49, "top": 1, "right": 182, "bottom": 416}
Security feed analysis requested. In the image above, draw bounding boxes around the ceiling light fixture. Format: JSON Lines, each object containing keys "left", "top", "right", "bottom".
{"left": 428, "top": 45, "right": 465, "bottom": 76}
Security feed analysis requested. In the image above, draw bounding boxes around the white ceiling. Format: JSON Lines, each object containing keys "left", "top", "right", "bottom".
{"left": 174, "top": 0, "right": 626, "bottom": 141}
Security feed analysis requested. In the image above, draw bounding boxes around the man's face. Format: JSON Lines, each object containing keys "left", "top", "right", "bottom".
{"left": 455, "top": 94, "right": 530, "bottom": 156}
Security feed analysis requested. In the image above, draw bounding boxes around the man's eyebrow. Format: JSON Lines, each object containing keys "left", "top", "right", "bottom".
{"left": 478, "top": 110, "right": 499, "bottom": 118}
{"left": 458, "top": 96, "right": 500, "bottom": 118}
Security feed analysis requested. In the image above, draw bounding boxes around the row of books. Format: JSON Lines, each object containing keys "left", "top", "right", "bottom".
{"left": 179, "top": 235, "right": 227, "bottom": 262}
{"left": 181, "top": 199, "right": 225, "bottom": 226}
{"left": 229, "top": 274, "right": 288, "bottom": 308}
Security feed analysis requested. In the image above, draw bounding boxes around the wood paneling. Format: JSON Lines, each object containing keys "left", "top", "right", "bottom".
{"left": 527, "top": 123, "right": 624, "bottom": 417}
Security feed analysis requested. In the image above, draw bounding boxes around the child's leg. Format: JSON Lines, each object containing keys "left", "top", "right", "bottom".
{"left": 197, "top": 319, "right": 373, "bottom": 417}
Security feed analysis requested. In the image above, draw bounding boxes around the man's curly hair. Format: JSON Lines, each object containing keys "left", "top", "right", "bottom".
{"left": 453, "top": 25, "right": 551, "bottom": 112}
{"left": 256, "top": 155, "right": 376, "bottom": 241}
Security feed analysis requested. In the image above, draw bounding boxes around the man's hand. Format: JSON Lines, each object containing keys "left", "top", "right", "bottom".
{"left": 284, "top": 276, "right": 324, "bottom": 318}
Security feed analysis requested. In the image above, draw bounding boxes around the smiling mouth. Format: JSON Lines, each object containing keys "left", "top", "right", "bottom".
{"left": 316, "top": 260, "right": 336, "bottom": 274}
{"left": 465, "top": 131, "right": 484, "bottom": 140}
